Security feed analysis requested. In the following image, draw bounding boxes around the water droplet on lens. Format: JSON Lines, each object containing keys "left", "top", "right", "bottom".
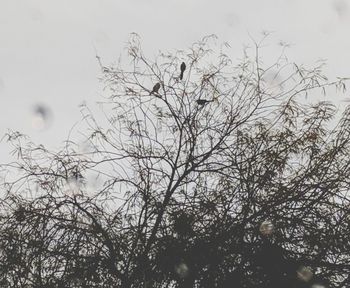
{"left": 64, "top": 171, "right": 84, "bottom": 196}
{"left": 226, "top": 13, "right": 239, "bottom": 27}
{"left": 311, "top": 284, "right": 326, "bottom": 288}
{"left": 297, "top": 266, "right": 313, "bottom": 282}
{"left": 32, "top": 104, "right": 52, "bottom": 131}
{"left": 333, "top": 0, "right": 348, "bottom": 19}
{"left": 262, "top": 70, "right": 283, "bottom": 93}
{"left": 30, "top": 8, "right": 44, "bottom": 22}
{"left": 259, "top": 220, "right": 274, "bottom": 236}
{"left": 174, "top": 261, "right": 189, "bottom": 278}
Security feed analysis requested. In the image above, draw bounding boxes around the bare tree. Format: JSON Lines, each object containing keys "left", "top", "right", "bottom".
{"left": 1, "top": 34, "right": 350, "bottom": 288}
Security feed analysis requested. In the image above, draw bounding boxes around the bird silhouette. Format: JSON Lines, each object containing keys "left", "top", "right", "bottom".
{"left": 196, "top": 99, "right": 213, "bottom": 105}
{"left": 179, "top": 62, "right": 186, "bottom": 80}
{"left": 150, "top": 82, "right": 161, "bottom": 95}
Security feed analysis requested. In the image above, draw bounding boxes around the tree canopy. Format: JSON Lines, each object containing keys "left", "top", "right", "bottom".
{"left": 1, "top": 34, "right": 350, "bottom": 288}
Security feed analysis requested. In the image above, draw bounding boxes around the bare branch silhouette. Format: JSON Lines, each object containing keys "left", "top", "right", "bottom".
{"left": 0, "top": 34, "right": 349, "bottom": 288}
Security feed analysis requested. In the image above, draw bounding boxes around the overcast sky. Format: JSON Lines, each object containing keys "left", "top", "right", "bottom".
{"left": 0, "top": 0, "right": 349, "bottom": 162}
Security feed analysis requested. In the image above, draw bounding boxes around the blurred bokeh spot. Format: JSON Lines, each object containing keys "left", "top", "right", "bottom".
{"left": 31, "top": 104, "right": 53, "bottom": 131}
{"left": 311, "top": 284, "right": 326, "bottom": 288}
{"left": 333, "top": 0, "right": 348, "bottom": 19}
{"left": 297, "top": 266, "right": 313, "bottom": 282}
{"left": 225, "top": 13, "right": 240, "bottom": 28}
{"left": 30, "top": 7, "right": 44, "bottom": 23}
{"left": 259, "top": 220, "right": 274, "bottom": 236}
{"left": 174, "top": 261, "right": 189, "bottom": 279}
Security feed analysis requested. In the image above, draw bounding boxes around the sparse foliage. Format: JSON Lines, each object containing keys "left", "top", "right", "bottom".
{"left": 1, "top": 34, "right": 350, "bottom": 288}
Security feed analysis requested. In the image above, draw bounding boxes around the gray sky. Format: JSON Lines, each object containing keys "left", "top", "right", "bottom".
{"left": 1, "top": 0, "right": 349, "bottom": 162}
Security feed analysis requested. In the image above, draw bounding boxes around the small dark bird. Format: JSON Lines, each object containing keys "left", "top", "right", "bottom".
{"left": 179, "top": 62, "right": 186, "bottom": 80}
{"left": 150, "top": 82, "right": 161, "bottom": 95}
{"left": 196, "top": 99, "right": 213, "bottom": 105}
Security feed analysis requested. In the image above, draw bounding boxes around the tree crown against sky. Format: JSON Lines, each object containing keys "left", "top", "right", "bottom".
{"left": 0, "top": 34, "right": 350, "bottom": 288}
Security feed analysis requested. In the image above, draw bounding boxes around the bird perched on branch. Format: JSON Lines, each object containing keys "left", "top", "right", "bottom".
{"left": 150, "top": 82, "right": 161, "bottom": 95}
{"left": 179, "top": 62, "right": 186, "bottom": 80}
{"left": 196, "top": 99, "right": 213, "bottom": 105}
